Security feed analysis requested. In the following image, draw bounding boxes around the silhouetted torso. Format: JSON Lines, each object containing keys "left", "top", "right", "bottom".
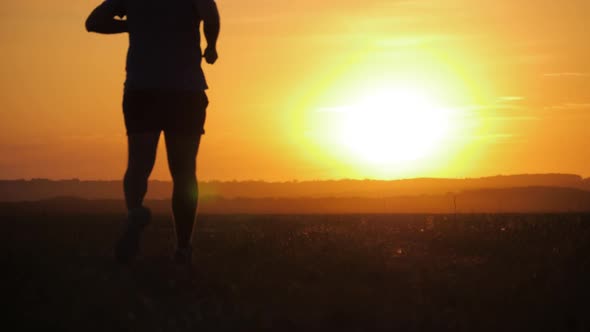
{"left": 117, "top": 0, "right": 207, "bottom": 91}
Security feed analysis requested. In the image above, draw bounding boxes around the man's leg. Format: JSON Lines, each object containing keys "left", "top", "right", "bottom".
{"left": 116, "top": 132, "right": 160, "bottom": 263}
{"left": 123, "top": 132, "right": 160, "bottom": 210}
{"left": 164, "top": 132, "right": 201, "bottom": 251}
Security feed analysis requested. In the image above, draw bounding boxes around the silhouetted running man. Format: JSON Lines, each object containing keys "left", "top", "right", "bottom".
{"left": 86, "top": 0, "right": 220, "bottom": 265}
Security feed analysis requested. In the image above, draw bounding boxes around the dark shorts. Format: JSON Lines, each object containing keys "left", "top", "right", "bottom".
{"left": 123, "top": 89, "right": 208, "bottom": 137}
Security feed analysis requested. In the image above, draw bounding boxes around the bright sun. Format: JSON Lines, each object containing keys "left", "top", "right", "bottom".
{"left": 324, "top": 85, "right": 456, "bottom": 168}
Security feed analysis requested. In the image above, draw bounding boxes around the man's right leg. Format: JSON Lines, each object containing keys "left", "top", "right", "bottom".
{"left": 116, "top": 132, "right": 160, "bottom": 263}
{"left": 123, "top": 132, "right": 160, "bottom": 210}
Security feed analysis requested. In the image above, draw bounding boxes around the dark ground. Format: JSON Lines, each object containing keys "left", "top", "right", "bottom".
{"left": 3, "top": 205, "right": 590, "bottom": 331}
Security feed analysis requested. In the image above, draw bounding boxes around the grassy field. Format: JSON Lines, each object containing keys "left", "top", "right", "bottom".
{"left": 3, "top": 207, "right": 590, "bottom": 331}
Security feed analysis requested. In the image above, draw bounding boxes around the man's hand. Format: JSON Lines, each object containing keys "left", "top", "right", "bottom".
{"left": 86, "top": 1, "right": 128, "bottom": 34}
{"left": 196, "top": 0, "right": 220, "bottom": 64}
{"left": 203, "top": 46, "right": 218, "bottom": 64}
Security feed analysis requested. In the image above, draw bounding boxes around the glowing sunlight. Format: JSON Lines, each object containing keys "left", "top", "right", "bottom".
{"left": 310, "top": 82, "right": 463, "bottom": 177}
{"left": 338, "top": 87, "right": 454, "bottom": 164}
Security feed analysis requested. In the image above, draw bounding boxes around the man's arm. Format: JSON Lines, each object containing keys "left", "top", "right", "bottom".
{"left": 85, "top": 1, "right": 128, "bottom": 34}
{"left": 196, "top": 0, "right": 220, "bottom": 64}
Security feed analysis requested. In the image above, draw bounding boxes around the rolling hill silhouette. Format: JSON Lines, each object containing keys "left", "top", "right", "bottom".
{"left": 1, "top": 174, "right": 590, "bottom": 213}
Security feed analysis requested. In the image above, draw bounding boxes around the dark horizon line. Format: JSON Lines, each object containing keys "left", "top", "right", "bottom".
{"left": 1, "top": 172, "right": 588, "bottom": 183}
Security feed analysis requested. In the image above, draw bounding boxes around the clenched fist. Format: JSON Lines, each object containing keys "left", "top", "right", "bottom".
{"left": 204, "top": 46, "right": 218, "bottom": 64}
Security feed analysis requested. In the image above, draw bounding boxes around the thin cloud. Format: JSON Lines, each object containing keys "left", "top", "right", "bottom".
{"left": 499, "top": 96, "right": 525, "bottom": 102}
{"left": 458, "top": 104, "right": 538, "bottom": 121}
{"left": 544, "top": 103, "right": 590, "bottom": 111}
{"left": 459, "top": 104, "right": 527, "bottom": 112}
{"left": 374, "top": 34, "right": 465, "bottom": 47}
{"left": 543, "top": 72, "right": 590, "bottom": 77}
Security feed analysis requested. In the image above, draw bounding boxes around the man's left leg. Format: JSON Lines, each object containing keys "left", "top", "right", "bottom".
{"left": 164, "top": 132, "right": 202, "bottom": 261}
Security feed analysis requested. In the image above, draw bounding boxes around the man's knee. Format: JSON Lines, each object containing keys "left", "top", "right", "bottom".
{"left": 125, "top": 162, "right": 153, "bottom": 180}
{"left": 171, "top": 171, "right": 197, "bottom": 185}
{"left": 169, "top": 160, "right": 196, "bottom": 182}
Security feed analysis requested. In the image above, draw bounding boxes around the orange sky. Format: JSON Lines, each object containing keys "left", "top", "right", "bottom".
{"left": 1, "top": 0, "right": 589, "bottom": 181}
